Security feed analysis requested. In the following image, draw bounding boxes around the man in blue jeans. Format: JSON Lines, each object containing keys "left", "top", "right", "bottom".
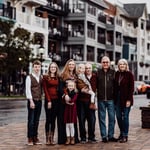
{"left": 97, "top": 56, "right": 117, "bottom": 143}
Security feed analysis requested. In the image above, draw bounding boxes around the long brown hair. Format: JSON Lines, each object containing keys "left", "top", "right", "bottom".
{"left": 61, "top": 59, "right": 76, "bottom": 81}
{"left": 47, "top": 62, "right": 59, "bottom": 79}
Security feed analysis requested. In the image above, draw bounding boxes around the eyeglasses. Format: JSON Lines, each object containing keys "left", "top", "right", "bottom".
{"left": 102, "top": 61, "right": 109, "bottom": 64}
{"left": 85, "top": 67, "right": 92, "bottom": 69}
{"left": 50, "top": 66, "right": 56, "bottom": 68}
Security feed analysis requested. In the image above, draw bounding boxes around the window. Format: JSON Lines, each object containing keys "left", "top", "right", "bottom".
{"left": 141, "top": 21, "right": 144, "bottom": 30}
{"left": 22, "top": 6, "right": 26, "bottom": 12}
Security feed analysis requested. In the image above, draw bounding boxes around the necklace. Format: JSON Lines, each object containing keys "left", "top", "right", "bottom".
{"left": 118, "top": 74, "right": 123, "bottom": 86}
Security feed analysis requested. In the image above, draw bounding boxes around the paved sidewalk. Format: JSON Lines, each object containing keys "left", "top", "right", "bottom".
{"left": 0, "top": 106, "right": 150, "bottom": 150}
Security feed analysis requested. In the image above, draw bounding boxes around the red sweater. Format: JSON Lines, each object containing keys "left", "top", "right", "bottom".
{"left": 42, "top": 75, "right": 59, "bottom": 102}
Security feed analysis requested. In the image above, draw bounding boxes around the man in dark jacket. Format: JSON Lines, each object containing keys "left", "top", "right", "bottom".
{"left": 97, "top": 56, "right": 117, "bottom": 143}
{"left": 77, "top": 63, "right": 97, "bottom": 143}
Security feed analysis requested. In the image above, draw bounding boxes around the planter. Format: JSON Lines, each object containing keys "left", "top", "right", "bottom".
{"left": 140, "top": 107, "right": 150, "bottom": 128}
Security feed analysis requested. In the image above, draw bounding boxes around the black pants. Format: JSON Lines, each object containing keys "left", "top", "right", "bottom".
{"left": 77, "top": 100, "right": 96, "bottom": 141}
{"left": 44, "top": 99, "right": 58, "bottom": 133}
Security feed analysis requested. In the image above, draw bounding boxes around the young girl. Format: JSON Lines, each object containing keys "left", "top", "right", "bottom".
{"left": 64, "top": 80, "right": 78, "bottom": 145}
{"left": 77, "top": 63, "right": 97, "bottom": 110}
{"left": 42, "top": 62, "right": 59, "bottom": 145}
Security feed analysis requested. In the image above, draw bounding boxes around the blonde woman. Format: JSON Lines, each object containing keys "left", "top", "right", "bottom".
{"left": 114, "top": 59, "right": 134, "bottom": 143}
{"left": 58, "top": 59, "right": 79, "bottom": 144}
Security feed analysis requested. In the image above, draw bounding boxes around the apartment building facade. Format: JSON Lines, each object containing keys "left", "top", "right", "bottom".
{"left": 0, "top": 0, "right": 150, "bottom": 80}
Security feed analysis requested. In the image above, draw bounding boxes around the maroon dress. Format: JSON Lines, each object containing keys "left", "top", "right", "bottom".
{"left": 64, "top": 90, "right": 78, "bottom": 123}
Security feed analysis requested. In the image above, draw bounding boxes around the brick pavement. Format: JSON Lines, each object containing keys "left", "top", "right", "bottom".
{"left": 0, "top": 107, "right": 150, "bottom": 150}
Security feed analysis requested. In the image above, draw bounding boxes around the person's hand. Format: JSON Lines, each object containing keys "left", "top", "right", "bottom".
{"left": 126, "top": 100, "right": 131, "bottom": 107}
{"left": 69, "top": 102, "right": 74, "bottom": 105}
{"left": 48, "top": 102, "right": 52, "bottom": 109}
{"left": 30, "top": 100, "right": 35, "bottom": 109}
{"left": 65, "top": 95, "right": 70, "bottom": 103}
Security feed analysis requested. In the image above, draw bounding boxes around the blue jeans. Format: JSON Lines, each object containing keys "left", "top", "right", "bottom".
{"left": 27, "top": 100, "right": 42, "bottom": 138}
{"left": 97, "top": 100, "right": 115, "bottom": 139}
{"left": 115, "top": 104, "right": 131, "bottom": 137}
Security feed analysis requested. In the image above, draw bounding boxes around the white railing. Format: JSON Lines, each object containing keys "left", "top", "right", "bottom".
{"left": 16, "top": 11, "right": 48, "bottom": 30}
{"left": 26, "top": 0, "right": 47, "bottom": 6}
{"left": 123, "top": 27, "right": 137, "bottom": 36}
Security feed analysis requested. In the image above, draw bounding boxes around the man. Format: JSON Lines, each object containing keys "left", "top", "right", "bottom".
{"left": 25, "top": 60, "right": 42, "bottom": 145}
{"left": 97, "top": 56, "right": 117, "bottom": 143}
{"left": 77, "top": 63, "right": 97, "bottom": 143}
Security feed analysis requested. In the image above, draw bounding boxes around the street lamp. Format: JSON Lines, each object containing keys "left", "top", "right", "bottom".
{"left": 38, "top": 46, "right": 45, "bottom": 74}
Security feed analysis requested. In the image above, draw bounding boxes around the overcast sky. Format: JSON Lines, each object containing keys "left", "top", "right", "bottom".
{"left": 106, "top": 0, "right": 150, "bottom": 13}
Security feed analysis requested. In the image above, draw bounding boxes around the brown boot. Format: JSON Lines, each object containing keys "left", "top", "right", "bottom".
{"left": 33, "top": 136, "right": 42, "bottom": 145}
{"left": 65, "top": 137, "right": 70, "bottom": 145}
{"left": 46, "top": 132, "right": 51, "bottom": 145}
{"left": 70, "top": 137, "right": 75, "bottom": 145}
{"left": 28, "top": 138, "right": 34, "bottom": 146}
{"left": 50, "top": 132, "right": 56, "bottom": 145}
{"left": 89, "top": 103, "right": 97, "bottom": 110}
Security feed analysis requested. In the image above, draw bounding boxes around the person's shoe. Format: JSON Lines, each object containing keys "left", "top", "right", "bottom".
{"left": 118, "top": 135, "right": 123, "bottom": 141}
{"left": 102, "top": 137, "right": 108, "bottom": 143}
{"left": 28, "top": 138, "right": 34, "bottom": 146}
{"left": 89, "top": 103, "right": 97, "bottom": 110}
{"left": 70, "top": 137, "right": 75, "bottom": 145}
{"left": 65, "top": 137, "right": 70, "bottom": 145}
{"left": 33, "top": 137, "right": 42, "bottom": 145}
{"left": 108, "top": 137, "right": 118, "bottom": 142}
{"left": 88, "top": 138, "right": 97, "bottom": 143}
{"left": 80, "top": 138, "right": 86, "bottom": 144}
{"left": 120, "top": 136, "right": 128, "bottom": 143}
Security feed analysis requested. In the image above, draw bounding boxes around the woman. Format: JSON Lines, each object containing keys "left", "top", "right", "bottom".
{"left": 57, "top": 59, "right": 79, "bottom": 144}
{"left": 114, "top": 59, "right": 134, "bottom": 143}
{"left": 42, "top": 62, "right": 59, "bottom": 145}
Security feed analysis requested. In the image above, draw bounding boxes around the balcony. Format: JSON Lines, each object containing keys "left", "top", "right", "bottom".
{"left": 69, "top": 3, "right": 85, "bottom": 14}
{"left": 123, "top": 27, "right": 137, "bottom": 38}
{"left": 48, "top": 26, "right": 68, "bottom": 40}
{"left": 0, "top": 3, "right": 16, "bottom": 20}
{"left": 98, "top": 14, "right": 106, "bottom": 24}
{"left": 42, "top": 1, "right": 69, "bottom": 16}
{"left": 23, "top": 0, "right": 47, "bottom": 6}
{"left": 87, "top": 29, "right": 95, "bottom": 39}
{"left": 98, "top": 35, "right": 105, "bottom": 44}
{"left": 16, "top": 11, "right": 48, "bottom": 30}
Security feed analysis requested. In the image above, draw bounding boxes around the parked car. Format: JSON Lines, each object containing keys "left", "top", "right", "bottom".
{"left": 144, "top": 80, "right": 150, "bottom": 98}
{"left": 134, "top": 81, "right": 150, "bottom": 94}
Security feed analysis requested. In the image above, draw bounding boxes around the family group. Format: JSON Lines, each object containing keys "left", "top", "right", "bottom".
{"left": 25, "top": 56, "right": 134, "bottom": 146}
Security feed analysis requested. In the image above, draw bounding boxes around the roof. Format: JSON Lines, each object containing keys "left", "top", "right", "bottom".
{"left": 123, "top": 3, "right": 146, "bottom": 19}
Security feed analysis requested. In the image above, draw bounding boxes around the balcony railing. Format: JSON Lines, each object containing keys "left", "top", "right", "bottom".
{"left": 87, "top": 29, "right": 95, "bottom": 39}
{"left": 49, "top": 26, "right": 68, "bottom": 40}
{"left": 98, "top": 35, "right": 105, "bottom": 44}
{"left": 69, "top": 4, "right": 85, "bottom": 13}
{"left": 16, "top": 11, "right": 48, "bottom": 29}
{"left": 47, "top": 1, "right": 69, "bottom": 15}
{"left": 0, "top": 3, "right": 16, "bottom": 20}
{"left": 123, "top": 27, "right": 137, "bottom": 37}
{"left": 98, "top": 14, "right": 106, "bottom": 23}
